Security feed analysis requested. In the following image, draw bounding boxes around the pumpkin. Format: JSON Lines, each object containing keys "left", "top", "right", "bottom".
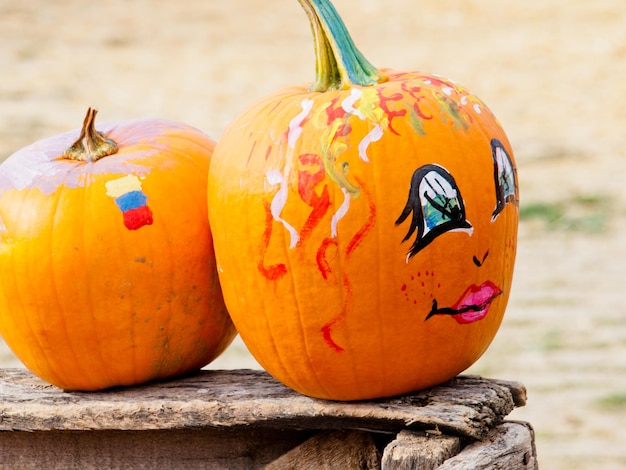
{"left": 208, "top": 0, "right": 519, "bottom": 400}
{"left": 0, "top": 108, "right": 237, "bottom": 390}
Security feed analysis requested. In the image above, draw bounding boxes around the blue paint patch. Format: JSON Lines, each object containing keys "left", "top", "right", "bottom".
{"left": 115, "top": 190, "right": 148, "bottom": 212}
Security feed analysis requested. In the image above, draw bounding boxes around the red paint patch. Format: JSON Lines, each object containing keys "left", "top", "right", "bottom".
{"left": 377, "top": 89, "right": 407, "bottom": 135}
{"left": 123, "top": 206, "right": 153, "bottom": 230}
{"left": 346, "top": 177, "right": 376, "bottom": 259}
{"left": 258, "top": 200, "right": 288, "bottom": 281}
{"left": 321, "top": 273, "right": 352, "bottom": 352}
{"left": 326, "top": 96, "right": 348, "bottom": 123}
{"left": 246, "top": 140, "right": 258, "bottom": 166}
{"left": 297, "top": 153, "right": 332, "bottom": 246}
{"left": 321, "top": 322, "right": 344, "bottom": 352}
{"left": 300, "top": 186, "right": 331, "bottom": 246}
{"left": 316, "top": 238, "right": 338, "bottom": 281}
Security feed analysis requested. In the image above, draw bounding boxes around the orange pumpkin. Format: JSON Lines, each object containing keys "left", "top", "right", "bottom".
{"left": 0, "top": 108, "right": 236, "bottom": 390}
{"left": 208, "top": 0, "right": 519, "bottom": 400}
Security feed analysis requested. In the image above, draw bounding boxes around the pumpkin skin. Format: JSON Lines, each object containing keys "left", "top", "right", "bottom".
{"left": 208, "top": 0, "right": 519, "bottom": 400}
{"left": 0, "top": 109, "right": 237, "bottom": 390}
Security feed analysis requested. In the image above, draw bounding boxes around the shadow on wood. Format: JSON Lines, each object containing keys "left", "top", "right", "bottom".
{"left": 264, "top": 430, "right": 381, "bottom": 470}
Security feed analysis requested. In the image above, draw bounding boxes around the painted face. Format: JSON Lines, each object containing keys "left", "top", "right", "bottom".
{"left": 396, "top": 138, "right": 518, "bottom": 323}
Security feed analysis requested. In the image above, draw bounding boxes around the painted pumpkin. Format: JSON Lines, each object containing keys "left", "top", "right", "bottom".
{"left": 208, "top": 0, "right": 519, "bottom": 400}
{"left": 0, "top": 108, "right": 237, "bottom": 390}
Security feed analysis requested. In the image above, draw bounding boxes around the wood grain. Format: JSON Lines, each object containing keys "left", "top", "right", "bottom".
{"left": 0, "top": 369, "right": 524, "bottom": 441}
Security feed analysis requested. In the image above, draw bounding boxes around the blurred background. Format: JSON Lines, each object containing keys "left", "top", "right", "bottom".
{"left": 1, "top": 0, "right": 625, "bottom": 467}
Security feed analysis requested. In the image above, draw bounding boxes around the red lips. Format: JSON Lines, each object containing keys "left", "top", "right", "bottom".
{"left": 451, "top": 281, "right": 502, "bottom": 324}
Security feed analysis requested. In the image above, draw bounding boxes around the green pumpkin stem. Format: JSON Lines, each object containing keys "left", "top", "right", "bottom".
{"left": 298, "top": 0, "right": 387, "bottom": 91}
{"left": 62, "top": 107, "right": 118, "bottom": 162}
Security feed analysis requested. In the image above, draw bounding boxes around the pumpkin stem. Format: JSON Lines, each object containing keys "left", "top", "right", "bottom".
{"left": 62, "top": 107, "right": 118, "bottom": 162}
{"left": 298, "top": 0, "right": 386, "bottom": 91}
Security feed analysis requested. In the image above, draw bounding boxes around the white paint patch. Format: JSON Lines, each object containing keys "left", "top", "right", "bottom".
{"left": 451, "top": 226, "right": 474, "bottom": 236}
{"left": 358, "top": 125, "right": 384, "bottom": 162}
{"left": 266, "top": 170, "right": 300, "bottom": 249}
{"left": 265, "top": 170, "right": 282, "bottom": 186}
{"left": 331, "top": 188, "right": 351, "bottom": 238}
{"left": 105, "top": 175, "right": 143, "bottom": 198}
{"left": 0, "top": 140, "right": 151, "bottom": 195}
{"left": 341, "top": 88, "right": 365, "bottom": 119}
{"left": 288, "top": 99, "right": 314, "bottom": 149}
{"left": 0, "top": 148, "right": 60, "bottom": 191}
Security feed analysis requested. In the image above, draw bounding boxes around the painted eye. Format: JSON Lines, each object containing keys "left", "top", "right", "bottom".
{"left": 491, "top": 139, "right": 519, "bottom": 220}
{"left": 396, "top": 164, "right": 472, "bottom": 260}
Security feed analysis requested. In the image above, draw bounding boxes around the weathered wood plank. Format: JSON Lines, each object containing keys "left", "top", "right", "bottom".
{"left": 263, "top": 430, "right": 381, "bottom": 470}
{"left": 381, "top": 430, "right": 461, "bottom": 470}
{"left": 489, "top": 378, "right": 528, "bottom": 408}
{"left": 0, "top": 369, "right": 524, "bottom": 440}
{"left": 0, "top": 428, "right": 314, "bottom": 470}
{"left": 437, "top": 422, "right": 538, "bottom": 470}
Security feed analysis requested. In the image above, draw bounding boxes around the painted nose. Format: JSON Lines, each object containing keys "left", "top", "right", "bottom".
{"left": 472, "top": 250, "right": 490, "bottom": 267}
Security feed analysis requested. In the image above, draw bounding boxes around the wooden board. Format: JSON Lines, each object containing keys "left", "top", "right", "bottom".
{"left": 0, "top": 428, "right": 315, "bottom": 470}
{"left": 381, "top": 422, "right": 538, "bottom": 470}
{"left": 0, "top": 369, "right": 535, "bottom": 469}
{"left": 0, "top": 369, "right": 525, "bottom": 441}
{"left": 264, "top": 430, "right": 382, "bottom": 470}
{"left": 382, "top": 430, "right": 462, "bottom": 470}
{"left": 438, "top": 422, "right": 538, "bottom": 469}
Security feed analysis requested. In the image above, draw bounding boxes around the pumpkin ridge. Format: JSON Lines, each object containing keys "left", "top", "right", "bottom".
{"left": 80, "top": 180, "right": 120, "bottom": 389}
{"left": 362, "top": 170, "right": 388, "bottom": 397}
{"left": 4, "top": 190, "right": 59, "bottom": 385}
{"left": 321, "top": 211, "right": 361, "bottom": 397}
{"left": 22, "top": 186, "right": 60, "bottom": 382}
{"left": 107, "top": 180, "right": 141, "bottom": 386}
{"left": 150, "top": 170, "right": 182, "bottom": 380}
{"left": 47, "top": 184, "right": 93, "bottom": 388}
{"left": 261, "top": 181, "right": 332, "bottom": 396}
{"left": 232, "top": 202, "right": 299, "bottom": 391}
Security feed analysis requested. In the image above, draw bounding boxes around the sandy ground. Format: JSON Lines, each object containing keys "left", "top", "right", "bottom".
{"left": 1, "top": 0, "right": 626, "bottom": 467}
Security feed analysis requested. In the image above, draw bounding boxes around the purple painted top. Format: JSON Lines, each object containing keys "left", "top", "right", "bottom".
{"left": 0, "top": 119, "right": 196, "bottom": 196}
